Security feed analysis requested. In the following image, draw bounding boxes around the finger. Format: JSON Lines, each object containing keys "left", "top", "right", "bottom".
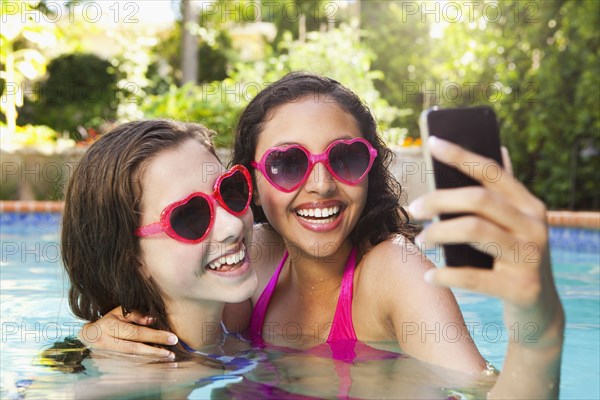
{"left": 119, "top": 309, "right": 156, "bottom": 326}
{"left": 80, "top": 327, "right": 176, "bottom": 360}
{"left": 425, "top": 266, "right": 544, "bottom": 307}
{"left": 102, "top": 306, "right": 125, "bottom": 318}
{"left": 429, "top": 137, "right": 547, "bottom": 219}
{"left": 80, "top": 320, "right": 178, "bottom": 347}
{"left": 500, "top": 146, "right": 513, "bottom": 177}
{"left": 409, "top": 186, "right": 526, "bottom": 233}
{"left": 427, "top": 137, "right": 534, "bottom": 208}
{"left": 416, "top": 216, "right": 535, "bottom": 265}
{"left": 94, "top": 343, "right": 176, "bottom": 361}
{"left": 104, "top": 306, "right": 156, "bottom": 326}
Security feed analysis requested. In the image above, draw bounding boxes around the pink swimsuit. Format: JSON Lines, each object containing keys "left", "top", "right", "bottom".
{"left": 249, "top": 247, "right": 358, "bottom": 346}
{"left": 247, "top": 247, "right": 403, "bottom": 398}
{"left": 248, "top": 248, "right": 398, "bottom": 361}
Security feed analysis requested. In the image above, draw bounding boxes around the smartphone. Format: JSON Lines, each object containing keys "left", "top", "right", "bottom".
{"left": 419, "top": 106, "right": 504, "bottom": 268}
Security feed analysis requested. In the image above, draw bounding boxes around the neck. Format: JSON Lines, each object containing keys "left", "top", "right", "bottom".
{"left": 166, "top": 300, "right": 225, "bottom": 351}
{"left": 285, "top": 240, "right": 353, "bottom": 290}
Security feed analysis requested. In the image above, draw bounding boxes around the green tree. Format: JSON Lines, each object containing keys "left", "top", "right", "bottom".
{"left": 141, "top": 23, "right": 402, "bottom": 147}
{"left": 150, "top": 23, "right": 238, "bottom": 87}
{"left": 260, "top": 0, "right": 345, "bottom": 45}
{"left": 18, "top": 53, "right": 117, "bottom": 137}
{"left": 362, "top": 0, "right": 599, "bottom": 210}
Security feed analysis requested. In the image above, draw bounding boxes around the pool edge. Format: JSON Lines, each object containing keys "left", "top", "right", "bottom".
{"left": 0, "top": 201, "right": 63, "bottom": 213}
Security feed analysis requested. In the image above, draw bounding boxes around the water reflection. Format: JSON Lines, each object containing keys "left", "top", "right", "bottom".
{"left": 22, "top": 334, "right": 495, "bottom": 399}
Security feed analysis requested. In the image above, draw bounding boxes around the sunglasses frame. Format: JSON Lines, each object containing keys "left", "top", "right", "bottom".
{"left": 135, "top": 165, "right": 252, "bottom": 243}
{"left": 251, "top": 137, "right": 378, "bottom": 192}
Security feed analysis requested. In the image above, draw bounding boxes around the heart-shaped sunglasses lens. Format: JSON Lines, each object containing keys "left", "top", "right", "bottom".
{"left": 328, "top": 140, "right": 372, "bottom": 183}
{"left": 264, "top": 147, "right": 310, "bottom": 191}
{"left": 219, "top": 169, "right": 251, "bottom": 213}
{"left": 169, "top": 196, "right": 212, "bottom": 241}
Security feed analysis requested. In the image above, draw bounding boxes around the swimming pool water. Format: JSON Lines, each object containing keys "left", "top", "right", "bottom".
{"left": 1, "top": 213, "right": 599, "bottom": 399}
{"left": 455, "top": 247, "right": 600, "bottom": 399}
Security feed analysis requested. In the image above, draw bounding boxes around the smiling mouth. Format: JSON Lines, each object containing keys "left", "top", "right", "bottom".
{"left": 206, "top": 245, "right": 246, "bottom": 272}
{"left": 294, "top": 205, "right": 343, "bottom": 224}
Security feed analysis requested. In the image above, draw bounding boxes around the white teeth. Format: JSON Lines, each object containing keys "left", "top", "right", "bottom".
{"left": 208, "top": 247, "right": 245, "bottom": 270}
{"left": 296, "top": 206, "right": 340, "bottom": 219}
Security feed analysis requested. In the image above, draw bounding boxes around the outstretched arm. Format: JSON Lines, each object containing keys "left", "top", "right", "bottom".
{"left": 409, "top": 137, "right": 564, "bottom": 398}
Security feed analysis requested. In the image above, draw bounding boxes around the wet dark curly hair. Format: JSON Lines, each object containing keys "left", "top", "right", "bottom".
{"left": 232, "top": 72, "right": 419, "bottom": 247}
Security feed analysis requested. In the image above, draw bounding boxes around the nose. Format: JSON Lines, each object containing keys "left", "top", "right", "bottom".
{"left": 302, "top": 161, "right": 336, "bottom": 196}
{"left": 210, "top": 204, "right": 245, "bottom": 245}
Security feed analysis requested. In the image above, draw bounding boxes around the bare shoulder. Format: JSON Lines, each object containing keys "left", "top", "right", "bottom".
{"left": 252, "top": 223, "right": 284, "bottom": 246}
{"left": 353, "top": 234, "right": 437, "bottom": 340}
{"left": 359, "top": 234, "right": 435, "bottom": 281}
{"left": 251, "top": 224, "right": 285, "bottom": 268}
{"left": 250, "top": 224, "right": 286, "bottom": 299}
{"left": 356, "top": 234, "right": 448, "bottom": 316}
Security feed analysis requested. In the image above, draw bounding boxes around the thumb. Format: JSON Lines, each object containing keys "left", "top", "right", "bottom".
{"left": 501, "top": 146, "right": 513, "bottom": 177}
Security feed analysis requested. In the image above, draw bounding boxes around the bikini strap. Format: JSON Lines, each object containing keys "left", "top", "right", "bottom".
{"left": 327, "top": 247, "right": 358, "bottom": 342}
{"left": 248, "top": 251, "right": 289, "bottom": 343}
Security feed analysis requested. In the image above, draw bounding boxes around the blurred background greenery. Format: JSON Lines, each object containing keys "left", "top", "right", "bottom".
{"left": 1, "top": 0, "right": 598, "bottom": 209}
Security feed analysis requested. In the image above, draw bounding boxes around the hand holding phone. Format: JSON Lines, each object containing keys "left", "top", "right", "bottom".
{"left": 419, "top": 106, "right": 504, "bottom": 268}
{"left": 413, "top": 107, "right": 564, "bottom": 399}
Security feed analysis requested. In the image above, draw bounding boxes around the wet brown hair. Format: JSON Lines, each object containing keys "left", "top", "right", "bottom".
{"left": 232, "top": 72, "right": 419, "bottom": 247}
{"left": 61, "top": 119, "right": 217, "bottom": 359}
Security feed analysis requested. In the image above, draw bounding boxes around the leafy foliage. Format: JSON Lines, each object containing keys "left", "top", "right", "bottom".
{"left": 1, "top": 0, "right": 58, "bottom": 132}
{"left": 148, "top": 21, "right": 238, "bottom": 87}
{"left": 18, "top": 53, "right": 117, "bottom": 137}
{"left": 142, "top": 23, "right": 403, "bottom": 148}
{"left": 362, "top": 0, "right": 599, "bottom": 209}
{"left": 6, "top": 0, "right": 597, "bottom": 209}
{"left": 258, "top": 0, "right": 345, "bottom": 45}
{"left": 140, "top": 80, "right": 246, "bottom": 148}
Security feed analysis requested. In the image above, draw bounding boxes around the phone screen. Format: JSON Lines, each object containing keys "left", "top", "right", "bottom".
{"left": 420, "top": 106, "right": 504, "bottom": 268}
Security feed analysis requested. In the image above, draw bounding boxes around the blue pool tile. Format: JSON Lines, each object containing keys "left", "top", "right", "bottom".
{"left": 549, "top": 227, "right": 600, "bottom": 253}
{"left": 0, "top": 213, "right": 62, "bottom": 234}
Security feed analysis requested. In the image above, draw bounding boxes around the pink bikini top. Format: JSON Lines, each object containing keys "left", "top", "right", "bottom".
{"left": 248, "top": 247, "right": 358, "bottom": 346}
{"left": 247, "top": 247, "right": 402, "bottom": 398}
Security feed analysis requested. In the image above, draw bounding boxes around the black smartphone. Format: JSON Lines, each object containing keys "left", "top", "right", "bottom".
{"left": 419, "top": 106, "right": 504, "bottom": 268}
